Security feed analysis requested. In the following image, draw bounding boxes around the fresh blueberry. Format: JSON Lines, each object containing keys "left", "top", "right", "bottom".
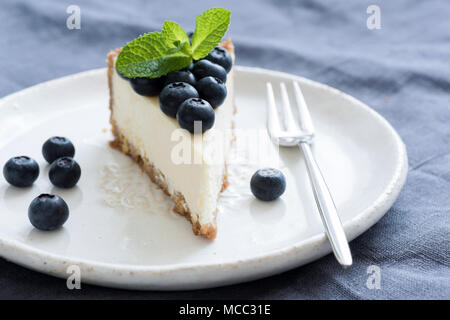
{"left": 204, "top": 46, "right": 232, "bottom": 73}
{"left": 115, "top": 64, "right": 128, "bottom": 80}
{"left": 164, "top": 70, "right": 197, "bottom": 87}
{"left": 3, "top": 156, "right": 39, "bottom": 187}
{"left": 42, "top": 136, "right": 75, "bottom": 164}
{"left": 196, "top": 76, "right": 227, "bottom": 108}
{"left": 129, "top": 77, "right": 165, "bottom": 96}
{"left": 192, "top": 60, "right": 227, "bottom": 83}
{"left": 49, "top": 157, "right": 81, "bottom": 188}
{"left": 250, "top": 168, "right": 286, "bottom": 201}
{"left": 159, "top": 82, "right": 199, "bottom": 118}
{"left": 176, "top": 98, "right": 215, "bottom": 133}
{"left": 28, "top": 194, "right": 69, "bottom": 231}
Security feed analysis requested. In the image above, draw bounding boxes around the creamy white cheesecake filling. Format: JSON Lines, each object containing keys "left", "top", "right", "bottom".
{"left": 111, "top": 65, "right": 234, "bottom": 225}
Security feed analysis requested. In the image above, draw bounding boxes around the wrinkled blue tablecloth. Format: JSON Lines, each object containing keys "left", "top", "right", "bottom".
{"left": 0, "top": 0, "right": 448, "bottom": 299}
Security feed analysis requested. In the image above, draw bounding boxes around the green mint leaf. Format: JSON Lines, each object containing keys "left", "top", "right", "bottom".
{"left": 115, "top": 8, "right": 231, "bottom": 78}
{"left": 116, "top": 32, "right": 192, "bottom": 78}
{"left": 162, "top": 21, "right": 191, "bottom": 52}
{"left": 191, "top": 8, "right": 231, "bottom": 60}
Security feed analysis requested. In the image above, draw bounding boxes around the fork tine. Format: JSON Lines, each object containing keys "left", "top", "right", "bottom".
{"left": 280, "top": 82, "right": 299, "bottom": 131}
{"left": 293, "top": 81, "right": 315, "bottom": 134}
{"left": 266, "top": 82, "right": 282, "bottom": 138}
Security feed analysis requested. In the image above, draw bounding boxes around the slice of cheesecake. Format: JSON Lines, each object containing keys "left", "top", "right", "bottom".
{"left": 107, "top": 40, "right": 235, "bottom": 239}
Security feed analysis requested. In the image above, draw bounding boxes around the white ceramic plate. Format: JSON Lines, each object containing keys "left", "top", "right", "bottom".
{"left": 0, "top": 67, "right": 407, "bottom": 290}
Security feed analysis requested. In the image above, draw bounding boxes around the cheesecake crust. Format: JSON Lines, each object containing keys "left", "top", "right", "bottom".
{"left": 109, "top": 122, "right": 219, "bottom": 239}
{"left": 106, "top": 40, "right": 235, "bottom": 239}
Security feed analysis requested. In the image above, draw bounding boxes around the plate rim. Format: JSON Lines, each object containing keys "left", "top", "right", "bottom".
{"left": 0, "top": 66, "right": 408, "bottom": 287}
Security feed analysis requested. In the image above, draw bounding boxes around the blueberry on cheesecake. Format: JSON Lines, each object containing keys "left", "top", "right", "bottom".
{"left": 159, "top": 82, "right": 199, "bottom": 118}
{"left": 107, "top": 8, "right": 234, "bottom": 239}
{"left": 196, "top": 76, "right": 227, "bottom": 108}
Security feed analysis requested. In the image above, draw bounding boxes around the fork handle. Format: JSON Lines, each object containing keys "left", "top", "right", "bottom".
{"left": 299, "top": 142, "right": 353, "bottom": 267}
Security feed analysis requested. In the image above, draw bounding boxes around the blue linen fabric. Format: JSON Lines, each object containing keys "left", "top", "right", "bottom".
{"left": 0, "top": 0, "right": 449, "bottom": 299}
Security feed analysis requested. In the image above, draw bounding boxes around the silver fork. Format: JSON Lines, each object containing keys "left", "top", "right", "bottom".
{"left": 266, "top": 81, "right": 352, "bottom": 267}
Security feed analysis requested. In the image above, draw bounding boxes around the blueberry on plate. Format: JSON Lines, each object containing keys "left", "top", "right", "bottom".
{"left": 3, "top": 156, "right": 39, "bottom": 187}
{"left": 164, "top": 70, "right": 197, "bottom": 87}
{"left": 192, "top": 60, "right": 227, "bottom": 83}
{"left": 176, "top": 98, "right": 215, "bottom": 133}
{"left": 250, "top": 168, "right": 286, "bottom": 201}
{"left": 42, "top": 136, "right": 75, "bottom": 164}
{"left": 49, "top": 157, "right": 81, "bottom": 188}
{"left": 159, "top": 82, "right": 199, "bottom": 118}
{"left": 129, "top": 77, "right": 165, "bottom": 96}
{"left": 28, "top": 194, "right": 69, "bottom": 231}
{"left": 204, "top": 46, "right": 232, "bottom": 73}
{"left": 196, "top": 76, "right": 227, "bottom": 108}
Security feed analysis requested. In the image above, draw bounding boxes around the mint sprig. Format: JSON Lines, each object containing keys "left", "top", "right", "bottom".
{"left": 116, "top": 8, "right": 231, "bottom": 79}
